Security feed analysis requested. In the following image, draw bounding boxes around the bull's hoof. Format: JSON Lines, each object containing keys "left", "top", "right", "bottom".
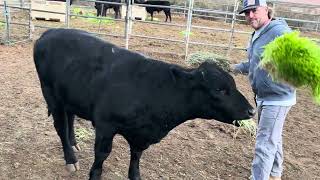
{"left": 66, "top": 162, "right": 80, "bottom": 172}
{"left": 72, "top": 144, "right": 81, "bottom": 152}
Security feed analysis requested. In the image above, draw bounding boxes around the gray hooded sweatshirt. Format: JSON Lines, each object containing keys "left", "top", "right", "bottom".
{"left": 235, "top": 19, "right": 296, "bottom": 105}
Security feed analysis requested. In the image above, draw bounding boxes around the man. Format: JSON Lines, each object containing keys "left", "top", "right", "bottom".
{"left": 233, "top": 0, "right": 296, "bottom": 180}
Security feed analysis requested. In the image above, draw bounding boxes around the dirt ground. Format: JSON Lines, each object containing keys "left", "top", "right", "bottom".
{"left": 1, "top": 8, "right": 320, "bottom": 180}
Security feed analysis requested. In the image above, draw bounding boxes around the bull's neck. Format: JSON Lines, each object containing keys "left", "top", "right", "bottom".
{"left": 159, "top": 98, "right": 198, "bottom": 132}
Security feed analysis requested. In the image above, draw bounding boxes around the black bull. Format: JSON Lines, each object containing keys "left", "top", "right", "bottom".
{"left": 95, "top": 0, "right": 121, "bottom": 18}
{"left": 33, "top": 28, "right": 255, "bottom": 180}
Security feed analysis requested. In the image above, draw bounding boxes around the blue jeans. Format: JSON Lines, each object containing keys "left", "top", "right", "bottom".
{"left": 251, "top": 105, "right": 292, "bottom": 180}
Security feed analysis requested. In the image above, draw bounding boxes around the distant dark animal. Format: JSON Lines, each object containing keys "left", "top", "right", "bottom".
{"left": 33, "top": 28, "right": 255, "bottom": 180}
{"left": 137, "top": 0, "right": 172, "bottom": 22}
{"left": 95, "top": 0, "right": 121, "bottom": 19}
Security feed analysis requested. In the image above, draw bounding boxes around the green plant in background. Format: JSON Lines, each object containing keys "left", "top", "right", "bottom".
{"left": 0, "top": 22, "right": 4, "bottom": 29}
{"left": 260, "top": 31, "right": 320, "bottom": 104}
{"left": 75, "top": 127, "right": 93, "bottom": 142}
{"left": 71, "top": 7, "right": 115, "bottom": 25}
{"left": 85, "top": 12, "right": 96, "bottom": 17}
{"left": 73, "top": 7, "right": 83, "bottom": 15}
{"left": 87, "top": 16, "right": 115, "bottom": 25}
{"left": 187, "top": 52, "right": 231, "bottom": 71}
{"left": 85, "top": 11, "right": 115, "bottom": 25}
{"left": 145, "top": 17, "right": 159, "bottom": 21}
{"left": 179, "top": 30, "right": 193, "bottom": 37}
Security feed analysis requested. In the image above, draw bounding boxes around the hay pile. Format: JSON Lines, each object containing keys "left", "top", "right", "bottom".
{"left": 187, "top": 52, "right": 230, "bottom": 72}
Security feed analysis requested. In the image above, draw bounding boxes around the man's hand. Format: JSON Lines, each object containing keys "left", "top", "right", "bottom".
{"left": 231, "top": 64, "right": 242, "bottom": 75}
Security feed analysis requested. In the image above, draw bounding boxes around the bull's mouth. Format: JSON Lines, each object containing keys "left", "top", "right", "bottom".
{"left": 231, "top": 115, "right": 255, "bottom": 127}
{"left": 232, "top": 119, "right": 257, "bottom": 137}
{"left": 233, "top": 120, "right": 241, "bottom": 127}
{"left": 232, "top": 119, "right": 253, "bottom": 127}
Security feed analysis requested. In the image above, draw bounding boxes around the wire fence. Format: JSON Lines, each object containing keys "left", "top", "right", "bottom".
{"left": 1, "top": 0, "right": 320, "bottom": 60}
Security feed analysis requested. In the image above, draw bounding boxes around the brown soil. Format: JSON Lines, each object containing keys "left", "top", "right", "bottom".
{"left": 0, "top": 8, "right": 320, "bottom": 180}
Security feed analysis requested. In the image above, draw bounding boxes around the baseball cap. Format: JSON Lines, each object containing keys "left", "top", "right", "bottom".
{"left": 239, "top": 0, "right": 267, "bottom": 14}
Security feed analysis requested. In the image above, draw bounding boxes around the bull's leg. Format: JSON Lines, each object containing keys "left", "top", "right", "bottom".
{"left": 96, "top": 8, "right": 101, "bottom": 16}
{"left": 150, "top": 12, "right": 154, "bottom": 21}
{"left": 52, "top": 109, "right": 79, "bottom": 172}
{"left": 95, "top": 4, "right": 102, "bottom": 16}
{"left": 89, "top": 128, "right": 115, "bottom": 180}
{"left": 114, "top": 7, "right": 120, "bottom": 19}
{"left": 67, "top": 113, "right": 81, "bottom": 152}
{"left": 39, "top": 84, "right": 79, "bottom": 171}
{"left": 166, "top": 11, "right": 171, "bottom": 22}
{"left": 102, "top": 7, "right": 107, "bottom": 17}
{"left": 128, "top": 148, "right": 143, "bottom": 180}
{"left": 164, "top": 10, "right": 171, "bottom": 22}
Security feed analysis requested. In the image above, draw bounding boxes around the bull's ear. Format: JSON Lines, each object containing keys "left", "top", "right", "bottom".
{"left": 170, "top": 66, "right": 193, "bottom": 83}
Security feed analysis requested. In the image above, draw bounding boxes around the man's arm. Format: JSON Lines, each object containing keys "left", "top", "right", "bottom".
{"left": 232, "top": 61, "right": 250, "bottom": 75}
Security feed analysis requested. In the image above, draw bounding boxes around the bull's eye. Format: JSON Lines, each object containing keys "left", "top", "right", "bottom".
{"left": 216, "top": 88, "right": 227, "bottom": 95}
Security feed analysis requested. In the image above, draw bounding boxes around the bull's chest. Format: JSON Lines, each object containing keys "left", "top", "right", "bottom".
{"left": 120, "top": 122, "right": 172, "bottom": 148}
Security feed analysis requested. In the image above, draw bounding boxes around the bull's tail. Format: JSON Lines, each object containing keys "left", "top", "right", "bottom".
{"left": 33, "top": 30, "right": 56, "bottom": 118}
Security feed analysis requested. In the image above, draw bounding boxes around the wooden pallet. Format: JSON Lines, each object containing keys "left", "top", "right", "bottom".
{"left": 31, "top": 0, "right": 66, "bottom": 22}
{"left": 34, "top": 17, "right": 62, "bottom": 22}
{"left": 121, "top": 5, "right": 147, "bottom": 21}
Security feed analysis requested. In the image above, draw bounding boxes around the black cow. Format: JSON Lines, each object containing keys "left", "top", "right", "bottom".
{"left": 33, "top": 28, "right": 255, "bottom": 180}
{"left": 137, "top": 0, "right": 172, "bottom": 22}
{"left": 95, "top": 0, "right": 121, "bottom": 19}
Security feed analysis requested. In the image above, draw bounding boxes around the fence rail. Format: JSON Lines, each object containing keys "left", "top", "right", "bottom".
{"left": 1, "top": 0, "right": 320, "bottom": 59}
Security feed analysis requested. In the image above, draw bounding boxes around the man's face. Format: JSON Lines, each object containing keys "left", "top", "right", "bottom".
{"left": 244, "top": 6, "right": 269, "bottom": 30}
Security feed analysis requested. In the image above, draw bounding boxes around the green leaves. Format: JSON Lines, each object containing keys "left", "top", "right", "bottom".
{"left": 0, "top": 22, "right": 4, "bottom": 29}
{"left": 73, "top": 7, "right": 83, "bottom": 15}
{"left": 75, "top": 127, "right": 93, "bottom": 142}
{"left": 179, "top": 30, "right": 193, "bottom": 37}
{"left": 260, "top": 31, "right": 320, "bottom": 104}
{"left": 71, "top": 7, "right": 115, "bottom": 25}
{"left": 233, "top": 119, "right": 256, "bottom": 139}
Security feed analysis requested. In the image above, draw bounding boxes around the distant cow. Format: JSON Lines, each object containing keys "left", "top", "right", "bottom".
{"left": 137, "top": 0, "right": 172, "bottom": 22}
{"left": 33, "top": 28, "right": 254, "bottom": 180}
{"left": 95, "top": 0, "right": 121, "bottom": 19}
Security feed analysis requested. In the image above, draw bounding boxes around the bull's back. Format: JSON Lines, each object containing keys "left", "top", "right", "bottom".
{"left": 33, "top": 29, "right": 116, "bottom": 118}
{"left": 33, "top": 28, "right": 181, "bottom": 120}
{"left": 34, "top": 28, "right": 127, "bottom": 81}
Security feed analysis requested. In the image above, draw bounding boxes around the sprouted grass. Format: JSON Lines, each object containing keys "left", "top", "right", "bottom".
{"left": 233, "top": 119, "right": 257, "bottom": 139}
{"left": 260, "top": 31, "right": 320, "bottom": 104}
{"left": 75, "top": 127, "right": 93, "bottom": 143}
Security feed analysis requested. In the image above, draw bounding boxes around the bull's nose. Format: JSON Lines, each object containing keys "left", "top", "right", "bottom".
{"left": 248, "top": 108, "right": 256, "bottom": 117}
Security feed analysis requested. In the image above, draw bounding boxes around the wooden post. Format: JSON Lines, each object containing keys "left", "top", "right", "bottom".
{"left": 226, "top": 0, "right": 239, "bottom": 57}
{"left": 184, "top": 0, "right": 194, "bottom": 61}
{"left": 28, "top": 3, "right": 33, "bottom": 40}
{"left": 4, "top": 0, "right": 10, "bottom": 44}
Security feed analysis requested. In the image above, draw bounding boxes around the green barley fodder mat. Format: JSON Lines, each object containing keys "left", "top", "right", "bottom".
{"left": 260, "top": 31, "right": 320, "bottom": 104}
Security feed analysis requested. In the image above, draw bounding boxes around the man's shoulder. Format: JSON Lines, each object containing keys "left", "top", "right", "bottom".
{"left": 266, "top": 19, "right": 291, "bottom": 37}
